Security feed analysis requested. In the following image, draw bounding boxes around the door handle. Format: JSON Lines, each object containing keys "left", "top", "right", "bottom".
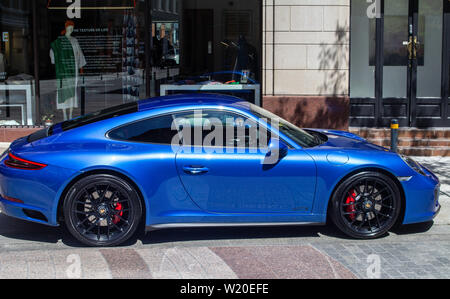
{"left": 183, "top": 166, "right": 209, "bottom": 175}
{"left": 403, "top": 36, "right": 414, "bottom": 60}
{"left": 403, "top": 36, "right": 419, "bottom": 60}
{"left": 413, "top": 36, "right": 419, "bottom": 60}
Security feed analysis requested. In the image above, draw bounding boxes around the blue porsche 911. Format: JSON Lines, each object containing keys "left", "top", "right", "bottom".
{"left": 0, "top": 94, "right": 441, "bottom": 246}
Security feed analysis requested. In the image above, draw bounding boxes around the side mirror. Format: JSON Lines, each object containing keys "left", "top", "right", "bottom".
{"left": 266, "top": 138, "right": 289, "bottom": 162}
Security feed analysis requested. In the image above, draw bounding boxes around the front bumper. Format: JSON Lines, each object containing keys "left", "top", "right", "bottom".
{"left": 401, "top": 165, "right": 441, "bottom": 225}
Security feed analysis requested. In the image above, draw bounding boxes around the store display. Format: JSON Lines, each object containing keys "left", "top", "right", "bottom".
{"left": 122, "top": 12, "right": 141, "bottom": 103}
{"left": 50, "top": 20, "right": 86, "bottom": 120}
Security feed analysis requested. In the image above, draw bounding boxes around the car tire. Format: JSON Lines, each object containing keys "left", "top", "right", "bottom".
{"left": 330, "top": 171, "right": 401, "bottom": 239}
{"left": 63, "top": 174, "right": 142, "bottom": 247}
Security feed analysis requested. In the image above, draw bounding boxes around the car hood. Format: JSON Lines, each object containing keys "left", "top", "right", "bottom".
{"left": 307, "top": 129, "right": 390, "bottom": 152}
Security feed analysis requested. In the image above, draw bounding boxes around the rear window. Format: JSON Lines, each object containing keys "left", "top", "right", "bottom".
{"left": 27, "top": 103, "right": 139, "bottom": 143}
{"left": 52, "top": 102, "right": 138, "bottom": 134}
{"left": 28, "top": 127, "right": 50, "bottom": 143}
{"left": 108, "top": 114, "right": 177, "bottom": 144}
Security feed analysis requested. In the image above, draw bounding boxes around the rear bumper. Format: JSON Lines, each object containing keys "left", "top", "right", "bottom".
{"left": 0, "top": 156, "right": 79, "bottom": 226}
{"left": 0, "top": 195, "right": 56, "bottom": 226}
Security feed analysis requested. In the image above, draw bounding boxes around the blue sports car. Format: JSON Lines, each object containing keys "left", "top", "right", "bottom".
{"left": 0, "top": 94, "right": 441, "bottom": 246}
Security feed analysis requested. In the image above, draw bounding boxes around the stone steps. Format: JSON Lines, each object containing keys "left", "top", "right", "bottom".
{"left": 349, "top": 127, "right": 450, "bottom": 157}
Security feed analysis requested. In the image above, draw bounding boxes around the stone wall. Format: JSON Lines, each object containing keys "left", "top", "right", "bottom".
{"left": 262, "top": 0, "right": 351, "bottom": 129}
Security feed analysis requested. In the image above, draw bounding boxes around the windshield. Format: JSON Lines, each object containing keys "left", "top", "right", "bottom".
{"left": 250, "top": 104, "right": 321, "bottom": 148}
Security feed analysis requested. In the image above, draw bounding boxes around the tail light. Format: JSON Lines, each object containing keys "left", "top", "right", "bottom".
{"left": 2, "top": 195, "right": 24, "bottom": 204}
{"left": 4, "top": 152, "right": 47, "bottom": 170}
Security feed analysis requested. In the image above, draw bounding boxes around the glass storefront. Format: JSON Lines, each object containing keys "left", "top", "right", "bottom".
{"left": 40, "top": 0, "right": 147, "bottom": 123}
{"left": 382, "top": 0, "right": 408, "bottom": 99}
{"left": 150, "top": 0, "right": 261, "bottom": 106}
{"left": 0, "top": 0, "right": 262, "bottom": 126}
{"left": 0, "top": 0, "right": 34, "bottom": 125}
{"left": 349, "top": 0, "right": 375, "bottom": 98}
{"left": 350, "top": 0, "right": 450, "bottom": 127}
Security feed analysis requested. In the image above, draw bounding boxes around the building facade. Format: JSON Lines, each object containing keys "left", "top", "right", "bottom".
{"left": 0, "top": 0, "right": 449, "bottom": 143}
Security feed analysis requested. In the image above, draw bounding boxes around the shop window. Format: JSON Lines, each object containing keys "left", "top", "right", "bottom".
{"left": 38, "top": 0, "right": 147, "bottom": 125}
{"left": 349, "top": 0, "right": 375, "bottom": 98}
{"left": 0, "top": 0, "right": 262, "bottom": 126}
{"left": 151, "top": 0, "right": 262, "bottom": 106}
{"left": 0, "top": 0, "right": 34, "bottom": 126}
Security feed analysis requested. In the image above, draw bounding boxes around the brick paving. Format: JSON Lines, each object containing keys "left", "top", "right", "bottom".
{"left": 313, "top": 241, "right": 450, "bottom": 279}
{"left": 0, "top": 217, "right": 450, "bottom": 278}
{"left": 0, "top": 238, "right": 450, "bottom": 279}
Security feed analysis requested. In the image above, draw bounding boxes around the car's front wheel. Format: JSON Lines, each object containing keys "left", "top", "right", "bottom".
{"left": 330, "top": 171, "right": 401, "bottom": 239}
{"left": 63, "top": 174, "right": 142, "bottom": 247}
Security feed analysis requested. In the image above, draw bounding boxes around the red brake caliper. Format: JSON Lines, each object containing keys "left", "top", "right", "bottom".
{"left": 112, "top": 203, "right": 123, "bottom": 224}
{"left": 345, "top": 190, "right": 357, "bottom": 221}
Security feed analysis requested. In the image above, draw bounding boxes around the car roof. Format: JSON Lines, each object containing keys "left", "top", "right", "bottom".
{"left": 138, "top": 94, "right": 251, "bottom": 113}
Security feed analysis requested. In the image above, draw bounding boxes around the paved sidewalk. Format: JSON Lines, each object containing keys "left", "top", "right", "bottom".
{"left": 0, "top": 218, "right": 450, "bottom": 279}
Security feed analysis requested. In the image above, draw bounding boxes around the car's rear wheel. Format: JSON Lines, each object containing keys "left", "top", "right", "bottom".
{"left": 330, "top": 171, "right": 401, "bottom": 239}
{"left": 63, "top": 174, "right": 142, "bottom": 247}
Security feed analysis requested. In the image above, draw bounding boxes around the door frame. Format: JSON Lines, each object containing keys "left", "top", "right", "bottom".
{"left": 350, "top": 0, "right": 450, "bottom": 128}
{"left": 443, "top": 0, "right": 450, "bottom": 123}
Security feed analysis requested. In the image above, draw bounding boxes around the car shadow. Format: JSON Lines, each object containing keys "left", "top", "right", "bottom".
{"left": 0, "top": 214, "right": 62, "bottom": 244}
{"left": 0, "top": 214, "right": 142, "bottom": 248}
{"left": 0, "top": 214, "right": 437, "bottom": 247}
{"left": 391, "top": 221, "right": 434, "bottom": 235}
{"left": 140, "top": 225, "right": 325, "bottom": 245}
{"left": 0, "top": 214, "right": 330, "bottom": 247}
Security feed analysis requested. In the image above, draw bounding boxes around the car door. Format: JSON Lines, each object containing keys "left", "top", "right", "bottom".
{"left": 174, "top": 109, "right": 317, "bottom": 214}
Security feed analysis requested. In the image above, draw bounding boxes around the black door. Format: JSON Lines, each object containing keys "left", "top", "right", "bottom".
{"left": 350, "top": 0, "right": 450, "bottom": 128}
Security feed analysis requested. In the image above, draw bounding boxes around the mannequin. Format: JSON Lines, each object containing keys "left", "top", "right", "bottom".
{"left": 50, "top": 20, "right": 86, "bottom": 120}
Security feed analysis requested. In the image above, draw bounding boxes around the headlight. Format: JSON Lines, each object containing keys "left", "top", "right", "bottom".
{"left": 399, "top": 155, "right": 426, "bottom": 176}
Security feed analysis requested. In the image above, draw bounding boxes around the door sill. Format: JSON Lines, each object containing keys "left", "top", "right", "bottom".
{"left": 146, "top": 222, "right": 325, "bottom": 232}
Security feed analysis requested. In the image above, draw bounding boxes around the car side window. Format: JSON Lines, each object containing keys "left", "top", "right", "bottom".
{"left": 173, "top": 110, "right": 271, "bottom": 149}
{"left": 108, "top": 114, "right": 177, "bottom": 144}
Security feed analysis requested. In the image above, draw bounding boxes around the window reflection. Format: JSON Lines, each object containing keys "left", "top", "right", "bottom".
{"left": 152, "top": 0, "right": 261, "bottom": 105}
{"left": 40, "top": 0, "right": 147, "bottom": 125}
{"left": 0, "top": 0, "right": 33, "bottom": 126}
{"left": 0, "top": 0, "right": 262, "bottom": 126}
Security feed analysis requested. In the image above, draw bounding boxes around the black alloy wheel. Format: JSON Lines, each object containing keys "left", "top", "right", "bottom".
{"left": 330, "top": 171, "right": 401, "bottom": 239}
{"left": 63, "top": 174, "right": 142, "bottom": 247}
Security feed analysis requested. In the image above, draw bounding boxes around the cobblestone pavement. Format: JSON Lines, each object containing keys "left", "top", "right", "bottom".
{"left": 0, "top": 213, "right": 449, "bottom": 279}
{"left": 314, "top": 235, "right": 450, "bottom": 279}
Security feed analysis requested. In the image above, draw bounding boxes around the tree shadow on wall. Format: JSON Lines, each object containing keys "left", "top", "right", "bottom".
{"left": 317, "top": 24, "right": 349, "bottom": 97}
{"left": 269, "top": 23, "right": 350, "bottom": 130}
